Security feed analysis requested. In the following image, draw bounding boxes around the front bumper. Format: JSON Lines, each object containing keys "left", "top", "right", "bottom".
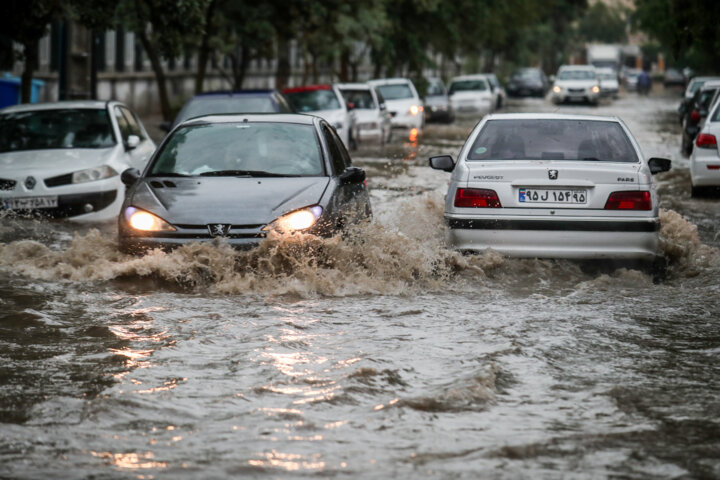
{"left": 446, "top": 216, "right": 660, "bottom": 260}
{"left": 389, "top": 111, "right": 423, "bottom": 129}
{"left": 1, "top": 190, "right": 117, "bottom": 218}
{"left": 552, "top": 90, "right": 600, "bottom": 104}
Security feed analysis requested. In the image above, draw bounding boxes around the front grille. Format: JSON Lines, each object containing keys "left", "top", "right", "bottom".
{"left": 0, "top": 178, "right": 16, "bottom": 190}
{"left": 568, "top": 88, "right": 585, "bottom": 93}
{"left": 44, "top": 173, "right": 73, "bottom": 187}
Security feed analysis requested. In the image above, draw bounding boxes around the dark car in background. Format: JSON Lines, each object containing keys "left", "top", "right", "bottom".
{"left": 506, "top": 68, "right": 549, "bottom": 97}
{"left": 681, "top": 80, "right": 720, "bottom": 156}
{"left": 163, "top": 90, "right": 293, "bottom": 132}
{"left": 424, "top": 77, "right": 454, "bottom": 123}
{"left": 663, "top": 68, "right": 686, "bottom": 88}
{"left": 119, "top": 113, "right": 371, "bottom": 253}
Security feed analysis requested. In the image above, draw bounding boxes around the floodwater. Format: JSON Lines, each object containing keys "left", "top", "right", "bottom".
{"left": 1, "top": 91, "right": 720, "bottom": 479}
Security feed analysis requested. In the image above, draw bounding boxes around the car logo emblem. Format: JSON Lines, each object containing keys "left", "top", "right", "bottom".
{"left": 25, "top": 176, "right": 36, "bottom": 190}
{"left": 207, "top": 224, "right": 231, "bottom": 237}
{"left": 548, "top": 170, "right": 559, "bottom": 180}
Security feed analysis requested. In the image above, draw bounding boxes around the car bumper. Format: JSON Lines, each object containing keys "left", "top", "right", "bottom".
{"left": 389, "top": 112, "right": 423, "bottom": 129}
{"left": 552, "top": 91, "right": 600, "bottom": 103}
{"left": 119, "top": 234, "right": 266, "bottom": 253}
{"left": 445, "top": 216, "right": 660, "bottom": 260}
{"left": 1, "top": 190, "right": 118, "bottom": 218}
{"left": 690, "top": 150, "right": 720, "bottom": 186}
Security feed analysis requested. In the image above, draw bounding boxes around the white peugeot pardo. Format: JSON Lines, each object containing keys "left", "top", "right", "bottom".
{"left": 367, "top": 78, "right": 424, "bottom": 132}
{"left": 430, "top": 113, "right": 671, "bottom": 262}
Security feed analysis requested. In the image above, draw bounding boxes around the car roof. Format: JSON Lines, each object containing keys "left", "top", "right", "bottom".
{"left": 699, "top": 80, "right": 720, "bottom": 90}
{"left": 0, "top": 100, "right": 113, "bottom": 113}
{"left": 193, "top": 90, "right": 277, "bottom": 98}
{"left": 179, "top": 112, "right": 318, "bottom": 127}
{"left": 483, "top": 113, "right": 620, "bottom": 123}
{"left": 450, "top": 74, "right": 489, "bottom": 81}
{"left": 282, "top": 85, "right": 333, "bottom": 94}
{"left": 559, "top": 65, "right": 596, "bottom": 71}
{"left": 368, "top": 78, "right": 413, "bottom": 85}
{"left": 336, "top": 83, "right": 371, "bottom": 90}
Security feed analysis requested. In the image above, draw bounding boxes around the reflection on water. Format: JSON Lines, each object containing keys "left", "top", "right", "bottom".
{"left": 90, "top": 450, "right": 167, "bottom": 470}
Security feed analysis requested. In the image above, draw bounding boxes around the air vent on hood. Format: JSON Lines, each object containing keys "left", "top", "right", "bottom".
{"left": 150, "top": 180, "right": 177, "bottom": 189}
{"left": 0, "top": 178, "right": 16, "bottom": 190}
{"left": 44, "top": 173, "right": 73, "bottom": 187}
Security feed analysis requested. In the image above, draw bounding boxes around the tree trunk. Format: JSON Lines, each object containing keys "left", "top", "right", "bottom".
{"left": 275, "top": 33, "right": 290, "bottom": 89}
{"left": 21, "top": 39, "right": 39, "bottom": 104}
{"left": 137, "top": 27, "right": 171, "bottom": 121}
{"left": 231, "top": 45, "right": 249, "bottom": 90}
{"left": 339, "top": 49, "right": 349, "bottom": 82}
{"left": 195, "top": 0, "right": 217, "bottom": 94}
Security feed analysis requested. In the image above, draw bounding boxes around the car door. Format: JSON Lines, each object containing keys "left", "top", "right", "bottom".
{"left": 321, "top": 123, "right": 368, "bottom": 222}
{"left": 113, "top": 106, "right": 155, "bottom": 170}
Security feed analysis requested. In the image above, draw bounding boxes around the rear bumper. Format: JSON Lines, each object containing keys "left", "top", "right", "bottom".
{"left": 446, "top": 216, "right": 659, "bottom": 260}
{"left": 690, "top": 152, "right": 720, "bottom": 186}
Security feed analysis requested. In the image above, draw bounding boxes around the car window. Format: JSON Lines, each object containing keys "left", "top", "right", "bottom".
{"left": 698, "top": 88, "right": 718, "bottom": 110}
{"left": 375, "top": 84, "right": 414, "bottom": 100}
{"left": 339, "top": 89, "right": 376, "bottom": 109}
{"left": 151, "top": 122, "right": 325, "bottom": 176}
{"left": 557, "top": 70, "right": 596, "bottom": 81}
{"left": 175, "top": 96, "right": 277, "bottom": 125}
{"left": 321, "top": 124, "right": 348, "bottom": 175}
{"left": 467, "top": 119, "right": 637, "bottom": 162}
{"left": 426, "top": 81, "right": 445, "bottom": 96}
{"left": 114, "top": 106, "right": 132, "bottom": 142}
{"left": 275, "top": 94, "right": 294, "bottom": 113}
{"left": 284, "top": 89, "right": 341, "bottom": 112}
{"left": 0, "top": 108, "right": 116, "bottom": 152}
{"left": 449, "top": 80, "right": 488, "bottom": 94}
{"left": 120, "top": 107, "right": 144, "bottom": 139}
{"left": 374, "top": 88, "right": 386, "bottom": 107}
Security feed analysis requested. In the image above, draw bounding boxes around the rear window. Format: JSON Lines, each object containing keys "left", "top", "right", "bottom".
{"left": 339, "top": 89, "right": 375, "bottom": 109}
{"left": 449, "top": 80, "right": 487, "bottom": 94}
{"left": 175, "top": 96, "right": 277, "bottom": 125}
{"left": 468, "top": 119, "right": 637, "bottom": 162}
{"left": 284, "top": 89, "right": 341, "bottom": 112}
{"left": 376, "top": 84, "right": 414, "bottom": 100}
{"left": 151, "top": 122, "right": 324, "bottom": 176}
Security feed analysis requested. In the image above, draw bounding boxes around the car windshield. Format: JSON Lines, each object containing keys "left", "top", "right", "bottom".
{"left": 340, "top": 89, "right": 376, "bottom": 109}
{"left": 449, "top": 80, "right": 487, "bottom": 94}
{"left": 0, "top": 108, "right": 115, "bottom": 153}
{"left": 598, "top": 72, "right": 616, "bottom": 80}
{"left": 151, "top": 122, "right": 324, "bottom": 176}
{"left": 513, "top": 69, "right": 541, "bottom": 80}
{"left": 427, "top": 81, "right": 445, "bottom": 96}
{"left": 284, "top": 89, "right": 341, "bottom": 112}
{"left": 175, "top": 96, "right": 278, "bottom": 125}
{"left": 468, "top": 119, "right": 637, "bottom": 162}
{"left": 558, "top": 70, "right": 596, "bottom": 80}
{"left": 376, "top": 84, "right": 414, "bottom": 100}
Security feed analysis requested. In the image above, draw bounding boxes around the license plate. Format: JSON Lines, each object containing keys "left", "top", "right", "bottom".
{"left": 519, "top": 188, "right": 586, "bottom": 204}
{"left": 2, "top": 196, "right": 58, "bottom": 210}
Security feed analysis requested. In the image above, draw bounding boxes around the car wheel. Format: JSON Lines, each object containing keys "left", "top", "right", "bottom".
{"left": 691, "top": 185, "right": 704, "bottom": 197}
{"left": 682, "top": 135, "right": 693, "bottom": 156}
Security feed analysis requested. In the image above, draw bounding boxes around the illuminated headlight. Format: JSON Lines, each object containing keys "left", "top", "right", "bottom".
{"left": 332, "top": 122, "right": 344, "bottom": 130}
{"left": 552, "top": 86, "right": 562, "bottom": 93}
{"left": 591, "top": 85, "right": 601, "bottom": 93}
{"left": 263, "top": 206, "right": 323, "bottom": 233}
{"left": 409, "top": 105, "right": 421, "bottom": 115}
{"left": 124, "top": 206, "right": 176, "bottom": 231}
{"left": 72, "top": 165, "right": 118, "bottom": 184}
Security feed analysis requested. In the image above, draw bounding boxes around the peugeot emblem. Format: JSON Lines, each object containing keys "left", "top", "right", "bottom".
{"left": 207, "top": 224, "right": 231, "bottom": 237}
{"left": 548, "top": 170, "right": 559, "bottom": 180}
{"left": 25, "top": 176, "right": 36, "bottom": 190}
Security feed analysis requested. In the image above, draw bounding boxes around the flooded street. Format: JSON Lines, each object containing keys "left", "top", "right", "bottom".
{"left": 2, "top": 92, "right": 720, "bottom": 479}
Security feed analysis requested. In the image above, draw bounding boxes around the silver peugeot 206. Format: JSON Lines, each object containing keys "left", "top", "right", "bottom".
{"left": 430, "top": 113, "right": 671, "bottom": 261}
{"left": 118, "top": 113, "right": 370, "bottom": 253}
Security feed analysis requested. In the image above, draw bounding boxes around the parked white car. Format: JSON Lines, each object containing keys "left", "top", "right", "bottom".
{"left": 551, "top": 65, "right": 601, "bottom": 105}
{"left": 282, "top": 84, "right": 356, "bottom": 149}
{"left": 0, "top": 100, "right": 156, "bottom": 221}
{"left": 337, "top": 83, "right": 392, "bottom": 147}
{"left": 596, "top": 67, "right": 619, "bottom": 99}
{"left": 429, "top": 113, "right": 671, "bottom": 262}
{"left": 367, "top": 78, "right": 424, "bottom": 132}
{"left": 447, "top": 74, "right": 495, "bottom": 116}
{"left": 690, "top": 96, "right": 720, "bottom": 196}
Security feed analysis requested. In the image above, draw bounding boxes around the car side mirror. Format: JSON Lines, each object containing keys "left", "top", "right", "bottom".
{"left": 125, "top": 135, "right": 141, "bottom": 151}
{"left": 648, "top": 157, "right": 671, "bottom": 174}
{"left": 429, "top": 155, "right": 455, "bottom": 172}
{"left": 339, "top": 166, "right": 366, "bottom": 185}
{"left": 121, "top": 167, "right": 141, "bottom": 186}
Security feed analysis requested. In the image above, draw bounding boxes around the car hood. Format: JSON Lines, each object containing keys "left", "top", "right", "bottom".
{"left": 0, "top": 147, "right": 119, "bottom": 177}
{"left": 425, "top": 95, "right": 449, "bottom": 107}
{"left": 131, "top": 176, "right": 330, "bottom": 225}
{"left": 308, "top": 109, "right": 345, "bottom": 124}
{"left": 450, "top": 91, "right": 492, "bottom": 101}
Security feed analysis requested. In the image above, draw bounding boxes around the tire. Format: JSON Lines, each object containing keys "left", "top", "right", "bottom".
{"left": 691, "top": 185, "right": 704, "bottom": 198}
{"left": 682, "top": 135, "right": 693, "bottom": 157}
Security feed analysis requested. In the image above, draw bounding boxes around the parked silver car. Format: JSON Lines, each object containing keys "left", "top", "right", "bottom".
{"left": 430, "top": 113, "right": 671, "bottom": 261}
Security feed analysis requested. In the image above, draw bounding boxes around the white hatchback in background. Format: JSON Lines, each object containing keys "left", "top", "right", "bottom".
{"left": 551, "top": 65, "right": 601, "bottom": 105}
{"left": 596, "top": 67, "right": 619, "bottom": 99}
{"left": 367, "top": 78, "right": 424, "bottom": 132}
{"left": 689, "top": 97, "right": 720, "bottom": 196}
{"left": 430, "top": 113, "right": 671, "bottom": 262}
{"left": 448, "top": 74, "right": 495, "bottom": 116}
{"left": 282, "top": 84, "right": 356, "bottom": 149}
{"left": 0, "top": 100, "right": 156, "bottom": 221}
{"left": 336, "top": 83, "right": 392, "bottom": 147}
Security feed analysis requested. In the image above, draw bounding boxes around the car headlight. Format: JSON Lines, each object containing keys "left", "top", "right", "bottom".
{"left": 552, "top": 86, "right": 562, "bottom": 93}
{"left": 72, "top": 165, "right": 118, "bottom": 184}
{"left": 591, "top": 85, "right": 600, "bottom": 93}
{"left": 409, "top": 105, "right": 420, "bottom": 115}
{"left": 263, "top": 206, "right": 323, "bottom": 233}
{"left": 124, "top": 206, "right": 176, "bottom": 231}
{"left": 332, "top": 122, "right": 344, "bottom": 130}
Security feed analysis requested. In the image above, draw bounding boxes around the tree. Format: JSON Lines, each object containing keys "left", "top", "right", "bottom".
{"left": 577, "top": 2, "right": 627, "bottom": 44}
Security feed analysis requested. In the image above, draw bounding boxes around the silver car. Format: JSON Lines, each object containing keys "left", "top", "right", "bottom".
{"left": 430, "top": 113, "right": 671, "bottom": 261}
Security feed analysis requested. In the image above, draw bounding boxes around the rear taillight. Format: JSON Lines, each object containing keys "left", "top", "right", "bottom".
{"left": 696, "top": 133, "right": 717, "bottom": 149}
{"left": 454, "top": 188, "right": 502, "bottom": 208}
{"left": 690, "top": 110, "right": 701, "bottom": 122}
{"left": 604, "top": 191, "right": 652, "bottom": 210}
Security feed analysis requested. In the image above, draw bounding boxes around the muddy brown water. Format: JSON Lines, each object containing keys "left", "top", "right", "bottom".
{"left": 1, "top": 93, "right": 719, "bottom": 479}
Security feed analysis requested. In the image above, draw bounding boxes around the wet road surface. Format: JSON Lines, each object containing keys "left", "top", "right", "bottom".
{"left": 1, "top": 91, "right": 719, "bottom": 479}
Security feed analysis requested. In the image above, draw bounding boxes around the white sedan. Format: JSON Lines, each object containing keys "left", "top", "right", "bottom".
{"left": 690, "top": 98, "right": 720, "bottom": 196}
{"left": 0, "top": 101, "right": 156, "bottom": 221}
{"left": 336, "top": 83, "right": 392, "bottom": 147}
{"left": 447, "top": 74, "right": 495, "bottom": 116}
{"left": 430, "top": 113, "right": 671, "bottom": 261}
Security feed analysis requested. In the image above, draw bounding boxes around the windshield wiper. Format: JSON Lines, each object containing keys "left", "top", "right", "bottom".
{"left": 198, "top": 170, "right": 298, "bottom": 177}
